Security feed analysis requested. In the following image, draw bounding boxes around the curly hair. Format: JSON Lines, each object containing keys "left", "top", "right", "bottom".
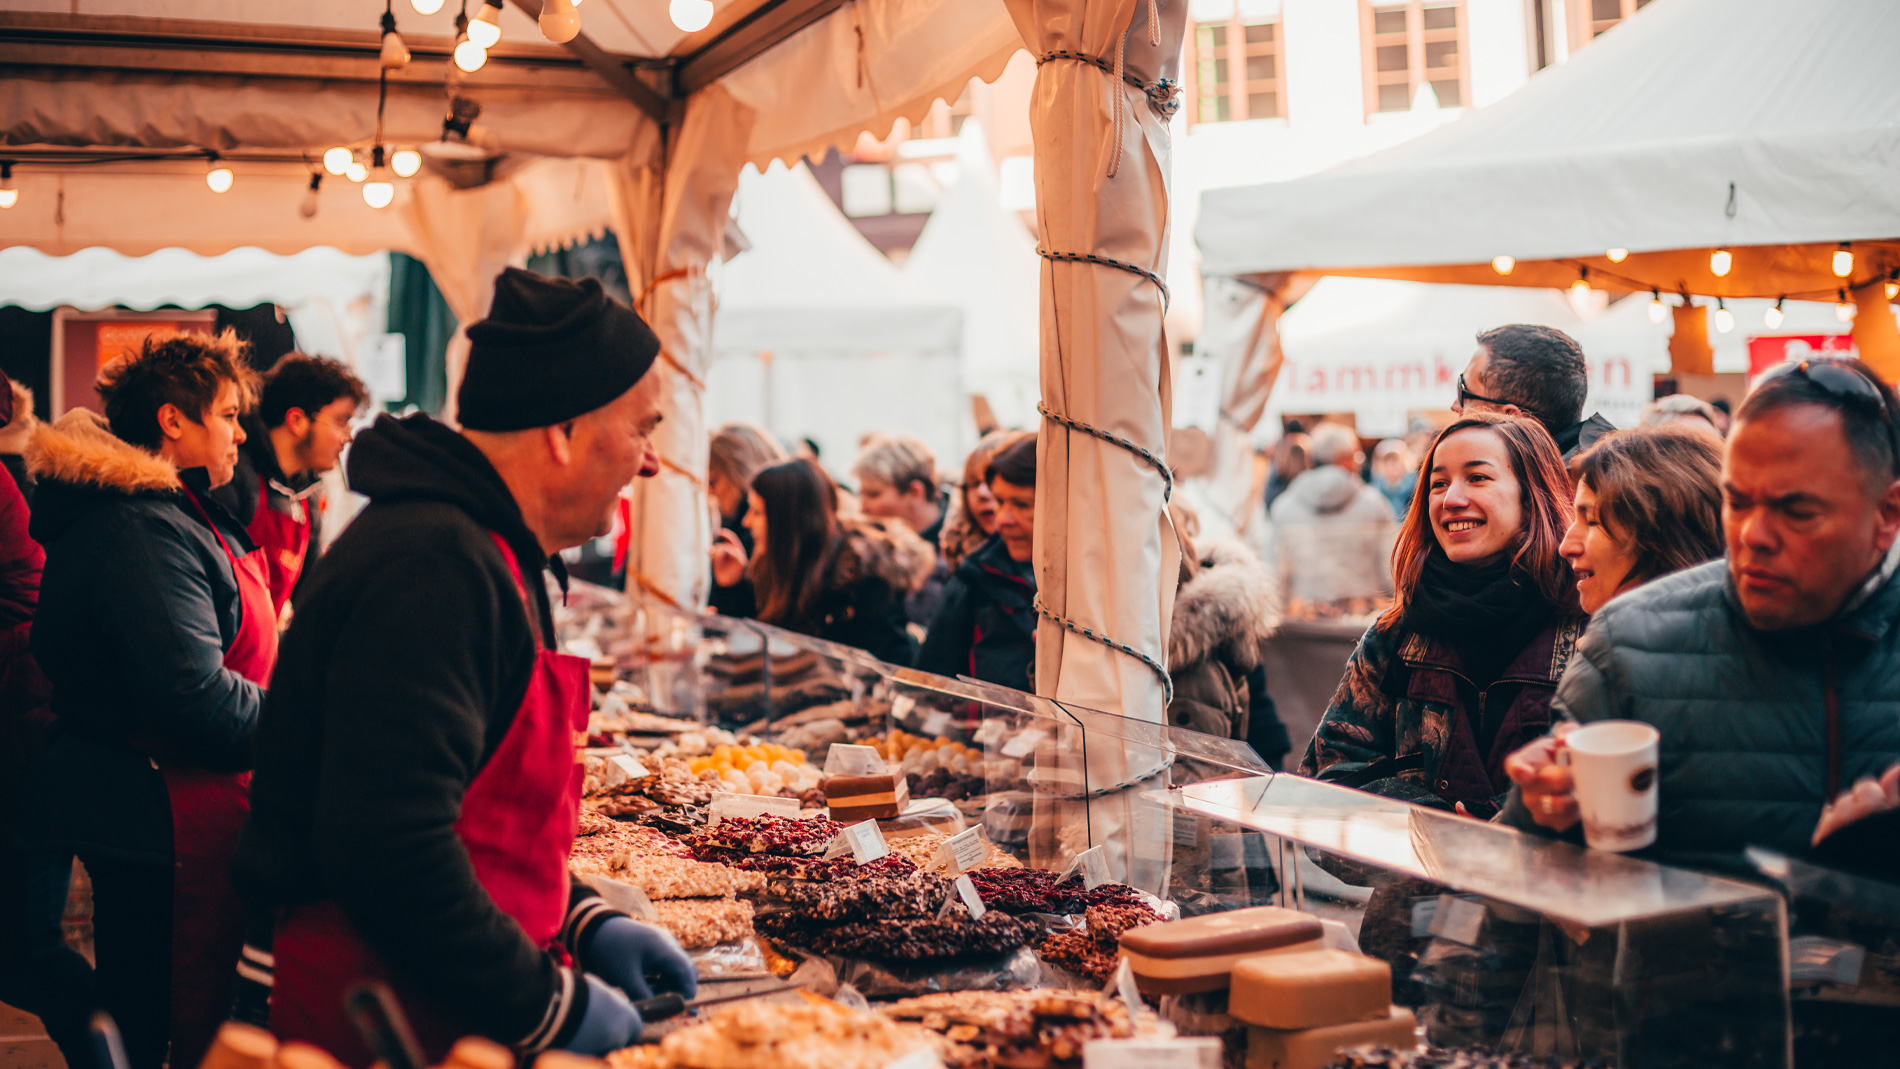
{"left": 96, "top": 329, "right": 259, "bottom": 450}
{"left": 259, "top": 353, "right": 368, "bottom": 429}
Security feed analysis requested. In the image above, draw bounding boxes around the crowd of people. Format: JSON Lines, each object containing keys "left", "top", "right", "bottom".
{"left": 0, "top": 265, "right": 1897, "bottom": 1069}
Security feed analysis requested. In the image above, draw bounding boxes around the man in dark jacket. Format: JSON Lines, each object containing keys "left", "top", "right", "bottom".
{"left": 209, "top": 354, "right": 367, "bottom": 616}
{"left": 1453, "top": 324, "right": 1614, "bottom": 461}
{"left": 233, "top": 270, "right": 693, "bottom": 1065}
{"left": 21, "top": 332, "right": 267, "bottom": 1069}
{"left": 1504, "top": 356, "right": 1900, "bottom": 879}
{"left": 918, "top": 433, "right": 1037, "bottom": 690}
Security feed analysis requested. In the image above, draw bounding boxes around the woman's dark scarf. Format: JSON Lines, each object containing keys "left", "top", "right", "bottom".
{"left": 1403, "top": 547, "right": 1553, "bottom": 690}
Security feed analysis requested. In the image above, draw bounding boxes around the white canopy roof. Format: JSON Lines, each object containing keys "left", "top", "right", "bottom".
{"left": 0, "top": 245, "right": 387, "bottom": 313}
{"left": 1195, "top": 0, "right": 1900, "bottom": 295}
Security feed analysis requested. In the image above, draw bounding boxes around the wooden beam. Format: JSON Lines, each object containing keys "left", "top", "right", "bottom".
{"left": 676, "top": 0, "right": 849, "bottom": 96}
{"left": 504, "top": 0, "right": 673, "bottom": 124}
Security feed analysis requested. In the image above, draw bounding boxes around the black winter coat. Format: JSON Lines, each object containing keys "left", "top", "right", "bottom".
{"left": 917, "top": 535, "right": 1036, "bottom": 691}
{"left": 21, "top": 410, "right": 265, "bottom": 863}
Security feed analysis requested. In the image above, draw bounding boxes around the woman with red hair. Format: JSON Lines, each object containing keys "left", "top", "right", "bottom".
{"left": 1297, "top": 414, "right": 1583, "bottom": 818}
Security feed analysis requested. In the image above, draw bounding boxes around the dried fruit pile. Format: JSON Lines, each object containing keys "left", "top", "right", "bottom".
{"left": 879, "top": 990, "right": 1162, "bottom": 1069}
{"left": 1034, "top": 903, "right": 1164, "bottom": 983}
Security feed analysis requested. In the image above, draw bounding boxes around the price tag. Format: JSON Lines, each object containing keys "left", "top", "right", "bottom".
{"left": 1082, "top": 1038, "right": 1220, "bottom": 1069}
{"left": 954, "top": 874, "right": 986, "bottom": 919}
{"left": 1171, "top": 812, "right": 1201, "bottom": 848}
{"left": 883, "top": 1048, "right": 943, "bottom": 1069}
{"left": 586, "top": 875, "right": 658, "bottom": 921}
{"left": 1103, "top": 955, "right": 1143, "bottom": 1010}
{"left": 892, "top": 695, "right": 918, "bottom": 721}
{"left": 824, "top": 744, "right": 889, "bottom": 776}
{"left": 972, "top": 719, "right": 1009, "bottom": 747}
{"left": 707, "top": 791, "right": 802, "bottom": 827}
{"left": 920, "top": 710, "right": 953, "bottom": 737}
{"left": 607, "top": 753, "right": 649, "bottom": 783}
{"left": 825, "top": 820, "right": 891, "bottom": 864}
{"left": 934, "top": 826, "right": 987, "bottom": 875}
{"left": 1429, "top": 894, "right": 1486, "bottom": 947}
{"left": 1060, "top": 845, "right": 1111, "bottom": 890}
{"left": 1000, "top": 728, "right": 1049, "bottom": 759}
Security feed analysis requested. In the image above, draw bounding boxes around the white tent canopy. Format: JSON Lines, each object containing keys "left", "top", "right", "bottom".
{"left": 0, "top": 245, "right": 387, "bottom": 314}
{"left": 709, "top": 160, "right": 963, "bottom": 466}
{"left": 1195, "top": 0, "right": 1900, "bottom": 291}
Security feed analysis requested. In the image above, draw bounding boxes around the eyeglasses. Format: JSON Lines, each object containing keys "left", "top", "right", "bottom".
{"left": 1456, "top": 373, "right": 1513, "bottom": 409}
{"left": 1758, "top": 358, "right": 1900, "bottom": 459}
{"left": 314, "top": 412, "right": 356, "bottom": 438}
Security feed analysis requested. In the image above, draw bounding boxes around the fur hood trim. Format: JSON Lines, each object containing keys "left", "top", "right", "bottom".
{"left": 0, "top": 381, "right": 34, "bottom": 454}
{"left": 833, "top": 516, "right": 937, "bottom": 596}
{"left": 26, "top": 409, "right": 180, "bottom": 494}
{"left": 1169, "top": 538, "right": 1280, "bottom": 674}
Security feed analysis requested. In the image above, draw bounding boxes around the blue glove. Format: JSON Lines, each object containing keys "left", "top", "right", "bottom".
{"left": 585, "top": 915, "right": 698, "bottom": 1002}
{"left": 564, "top": 975, "right": 645, "bottom": 1055}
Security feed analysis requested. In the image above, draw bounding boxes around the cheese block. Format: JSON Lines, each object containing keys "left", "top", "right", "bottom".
{"left": 1244, "top": 1007, "right": 1418, "bottom": 1069}
{"left": 1229, "top": 949, "right": 1391, "bottom": 1030}
{"left": 826, "top": 772, "right": 910, "bottom": 822}
{"left": 1118, "top": 906, "right": 1324, "bottom": 996}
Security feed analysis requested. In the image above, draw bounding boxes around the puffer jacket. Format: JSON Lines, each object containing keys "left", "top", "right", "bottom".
{"left": 1166, "top": 539, "right": 1291, "bottom": 768}
{"left": 1266, "top": 465, "right": 1397, "bottom": 605}
{"left": 917, "top": 535, "right": 1037, "bottom": 691}
{"left": 1300, "top": 614, "right": 1585, "bottom": 818}
{"left": 1500, "top": 557, "right": 1900, "bottom": 878}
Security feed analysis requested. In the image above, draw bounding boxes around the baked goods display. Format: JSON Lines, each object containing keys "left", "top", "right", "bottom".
{"left": 606, "top": 992, "right": 941, "bottom": 1069}
{"left": 760, "top": 875, "right": 950, "bottom": 922}
{"left": 1117, "top": 906, "right": 1325, "bottom": 996}
{"left": 823, "top": 772, "right": 909, "bottom": 822}
{"left": 962, "top": 868, "right": 1148, "bottom": 915}
{"left": 687, "top": 815, "right": 842, "bottom": 858}
{"left": 651, "top": 897, "right": 757, "bottom": 949}
{"left": 1034, "top": 902, "right": 1165, "bottom": 984}
{"left": 1325, "top": 1048, "right": 1610, "bottom": 1069}
{"left": 686, "top": 743, "right": 823, "bottom": 797}
{"left": 758, "top": 911, "right": 1041, "bottom": 962}
{"left": 879, "top": 990, "right": 1168, "bottom": 1069}
{"left": 885, "top": 832, "right": 1023, "bottom": 874}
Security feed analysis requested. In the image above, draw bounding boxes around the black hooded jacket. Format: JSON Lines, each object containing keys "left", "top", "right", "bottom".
{"left": 232, "top": 414, "right": 616, "bottom": 1052}
{"left": 917, "top": 535, "right": 1037, "bottom": 691}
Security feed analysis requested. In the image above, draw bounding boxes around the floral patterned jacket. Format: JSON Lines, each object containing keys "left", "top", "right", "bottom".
{"left": 1297, "top": 615, "right": 1584, "bottom": 818}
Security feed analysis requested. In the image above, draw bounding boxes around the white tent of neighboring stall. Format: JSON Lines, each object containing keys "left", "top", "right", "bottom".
{"left": 708, "top": 161, "right": 962, "bottom": 468}
{"left": 901, "top": 121, "right": 1042, "bottom": 435}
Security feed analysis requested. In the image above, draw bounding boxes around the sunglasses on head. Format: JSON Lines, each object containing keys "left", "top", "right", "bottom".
{"left": 1758, "top": 358, "right": 1900, "bottom": 457}
{"left": 1456, "top": 373, "right": 1512, "bottom": 409}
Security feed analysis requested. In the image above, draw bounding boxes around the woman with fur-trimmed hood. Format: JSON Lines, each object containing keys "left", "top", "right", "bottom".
{"left": 1167, "top": 507, "right": 1291, "bottom": 769}
{"left": 711, "top": 458, "right": 933, "bottom": 666}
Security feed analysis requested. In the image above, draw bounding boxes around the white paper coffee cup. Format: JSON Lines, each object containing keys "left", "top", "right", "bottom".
{"left": 1562, "top": 720, "right": 1660, "bottom": 853}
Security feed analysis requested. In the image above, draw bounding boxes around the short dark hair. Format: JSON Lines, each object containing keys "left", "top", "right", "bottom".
{"left": 985, "top": 431, "right": 1037, "bottom": 489}
{"left": 1475, "top": 324, "right": 1589, "bottom": 431}
{"left": 1575, "top": 426, "right": 1725, "bottom": 587}
{"left": 96, "top": 329, "right": 259, "bottom": 450}
{"left": 259, "top": 354, "right": 368, "bottom": 429}
{"left": 1736, "top": 356, "right": 1900, "bottom": 494}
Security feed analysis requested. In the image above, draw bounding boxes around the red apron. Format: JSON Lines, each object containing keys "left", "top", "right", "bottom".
{"left": 246, "top": 472, "right": 313, "bottom": 616}
{"left": 270, "top": 533, "right": 591, "bottom": 1067}
{"left": 169, "top": 486, "right": 280, "bottom": 1069}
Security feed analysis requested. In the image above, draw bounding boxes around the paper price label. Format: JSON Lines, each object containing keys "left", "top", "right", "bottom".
{"left": 708, "top": 791, "right": 802, "bottom": 827}
{"left": 586, "top": 874, "right": 658, "bottom": 921}
{"left": 954, "top": 874, "right": 986, "bottom": 919}
{"left": 1103, "top": 955, "right": 1143, "bottom": 1011}
{"left": 920, "top": 710, "right": 953, "bottom": 737}
{"left": 935, "top": 826, "right": 987, "bottom": 875}
{"left": 883, "top": 1048, "right": 943, "bottom": 1069}
{"left": 999, "top": 728, "right": 1049, "bottom": 759}
{"left": 1082, "top": 1038, "right": 1220, "bottom": 1069}
{"left": 827, "top": 819, "right": 891, "bottom": 865}
{"left": 892, "top": 695, "right": 918, "bottom": 721}
{"left": 607, "top": 753, "right": 649, "bottom": 783}
{"left": 1429, "top": 894, "right": 1486, "bottom": 947}
{"left": 1060, "top": 845, "right": 1111, "bottom": 890}
{"left": 972, "top": 719, "right": 1009, "bottom": 747}
{"left": 824, "top": 744, "right": 889, "bottom": 776}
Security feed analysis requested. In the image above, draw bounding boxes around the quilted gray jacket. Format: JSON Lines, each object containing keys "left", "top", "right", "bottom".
{"left": 1501, "top": 555, "right": 1900, "bottom": 877}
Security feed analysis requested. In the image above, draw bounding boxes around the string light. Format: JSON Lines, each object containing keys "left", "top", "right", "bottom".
{"left": 669, "top": 0, "right": 714, "bottom": 32}
{"left": 1491, "top": 255, "right": 1514, "bottom": 276}
{"left": 454, "top": 32, "right": 487, "bottom": 72}
{"left": 363, "top": 146, "right": 395, "bottom": 209}
{"left": 323, "top": 147, "right": 353, "bottom": 175}
{"left": 1714, "top": 298, "right": 1734, "bottom": 334}
{"left": 1837, "top": 289, "right": 1857, "bottom": 322}
{"left": 1605, "top": 248, "right": 1628, "bottom": 263}
{"left": 411, "top": 0, "right": 445, "bottom": 13}
{"left": 1648, "top": 289, "right": 1666, "bottom": 324}
{"left": 1710, "top": 248, "right": 1732, "bottom": 277}
{"left": 300, "top": 173, "right": 322, "bottom": 219}
{"left": 392, "top": 149, "right": 422, "bottom": 177}
{"left": 346, "top": 161, "right": 368, "bottom": 182}
{"left": 1763, "top": 297, "right": 1784, "bottom": 329}
{"left": 1569, "top": 267, "right": 1590, "bottom": 301}
{"left": 206, "top": 154, "right": 234, "bottom": 193}
{"left": 468, "top": 0, "right": 503, "bottom": 47}
{"left": 539, "top": 0, "right": 581, "bottom": 42}
{"left": 0, "top": 162, "right": 16, "bottom": 210}
{"left": 1832, "top": 242, "right": 1853, "bottom": 279}
{"left": 380, "top": 8, "right": 411, "bottom": 69}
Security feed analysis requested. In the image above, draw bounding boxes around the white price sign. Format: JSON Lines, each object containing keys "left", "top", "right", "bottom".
{"left": 1082, "top": 1039, "right": 1220, "bottom": 1069}
{"left": 1059, "top": 845, "right": 1111, "bottom": 890}
{"left": 585, "top": 874, "right": 658, "bottom": 921}
{"left": 824, "top": 744, "right": 889, "bottom": 776}
{"left": 825, "top": 819, "right": 891, "bottom": 864}
{"left": 999, "top": 728, "right": 1049, "bottom": 759}
{"left": 883, "top": 1048, "right": 943, "bottom": 1069}
{"left": 892, "top": 694, "right": 918, "bottom": 721}
{"left": 920, "top": 710, "right": 954, "bottom": 737}
{"left": 953, "top": 874, "right": 986, "bottom": 919}
{"left": 607, "top": 753, "right": 649, "bottom": 783}
{"left": 934, "top": 826, "right": 987, "bottom": 875}
{"left": 972, "top": 720, "right": 1009, "bottom": 747}
{"left": 707, "top": 791, "right": 802, "bottom": 827}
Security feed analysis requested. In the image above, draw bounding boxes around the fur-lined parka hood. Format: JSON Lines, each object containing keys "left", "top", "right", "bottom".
{"left": 26, "top": 409, "right": 179, "bottom": 495}
{"left": 0, "top": 381, "right": 36, "bottom": 456}
{"left": 1168, "top": 539, "right": 1280, "bottom": 675}
{"left": 830, "top": 515, "right": 937, "bottom": 596}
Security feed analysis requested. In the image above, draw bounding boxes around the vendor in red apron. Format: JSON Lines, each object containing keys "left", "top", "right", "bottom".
{"left": 19, "top": 330, "right": 271, "bottom": 1069}
{"left": 232, "top": 268, "right": 694, "bottom": 1065}
{"left": 209, "top": 354, "right": 369, "bottom": 618}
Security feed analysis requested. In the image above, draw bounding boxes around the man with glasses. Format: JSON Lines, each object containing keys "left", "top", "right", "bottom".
{"left": 1504, "top": 356, "right": 1900, "bottom": 881}
{"left": 1454, "top": 324, "right": 1615, "bottom": 461}
{"left": 212, "top": 354, "right": 367, "bottom": 615}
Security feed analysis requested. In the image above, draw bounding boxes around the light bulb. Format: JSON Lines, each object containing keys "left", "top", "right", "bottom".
{"left": 206, "top": 164, "right": 234, "bottom": 194}
{"left": 392, "top": 149, "right": 422, "bottom": 177}
{"left": 468, "top": 1, "right": 503, "bottom": 48}
{"left": 323, "top": 147, "right": 353, "bottom": 175}
{"left": 1714, "top": 304, "right": 1734, "bottom": 334}
{"left": 1763, "top": 302, "right": 1784, "bottom": 329}
{"left": 1490, "top": 255, "right": 1514, "bottom": 276}
{"left": 1569, "top": 278, "right": 1590, "bottom": 300}
{"left": 0, "top": 163, "right": 15, "bottom": 210}
{"left": 669, "top": 0, "right": 714, "bottom": 32}
{"left": 381, "top": 29, "right": 411, "bottom": 69}
{"left": 411, "top": 0, "right": 445, "bottom": 13}
{"left": 1606, "top": 248, "right": 1628, "bottom": 263}
{"left": 364, "top": 179, "right": 395, "bottom": 209}
{"left": 346, "top": 161, "right": 368, "bottom": 183}
{"left": 1837, "top": 298, "right": 1857, "bottom": 323}
{"left": 1833, "top": 244, "right": 1853, "bottom": 278}
{"left": 539, "top": 0, "right": 581, "bottom": 43}
{"left": 299, "top": 173, "right": 321, "bottom": 219}
{"left": 1710, "top": 248, "right": 1732, "bottom": 277}
{"left": 1647, "top": 293, "right": 1666, "bottom": 324}
{"left": 454, "top": 36, "right": 488, "bottom": 72}
{"left": 1887, "top": 281, "right": 1898, "bottom": 301}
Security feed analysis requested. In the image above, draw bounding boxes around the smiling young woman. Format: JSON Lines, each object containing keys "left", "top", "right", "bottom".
{"left": 1297, "top": 414, "right": 1583, "bottom": 817}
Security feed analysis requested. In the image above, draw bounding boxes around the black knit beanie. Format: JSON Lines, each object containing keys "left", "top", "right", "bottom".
{"left": 457, "top": 267, "right": 660, "bottom": 431}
